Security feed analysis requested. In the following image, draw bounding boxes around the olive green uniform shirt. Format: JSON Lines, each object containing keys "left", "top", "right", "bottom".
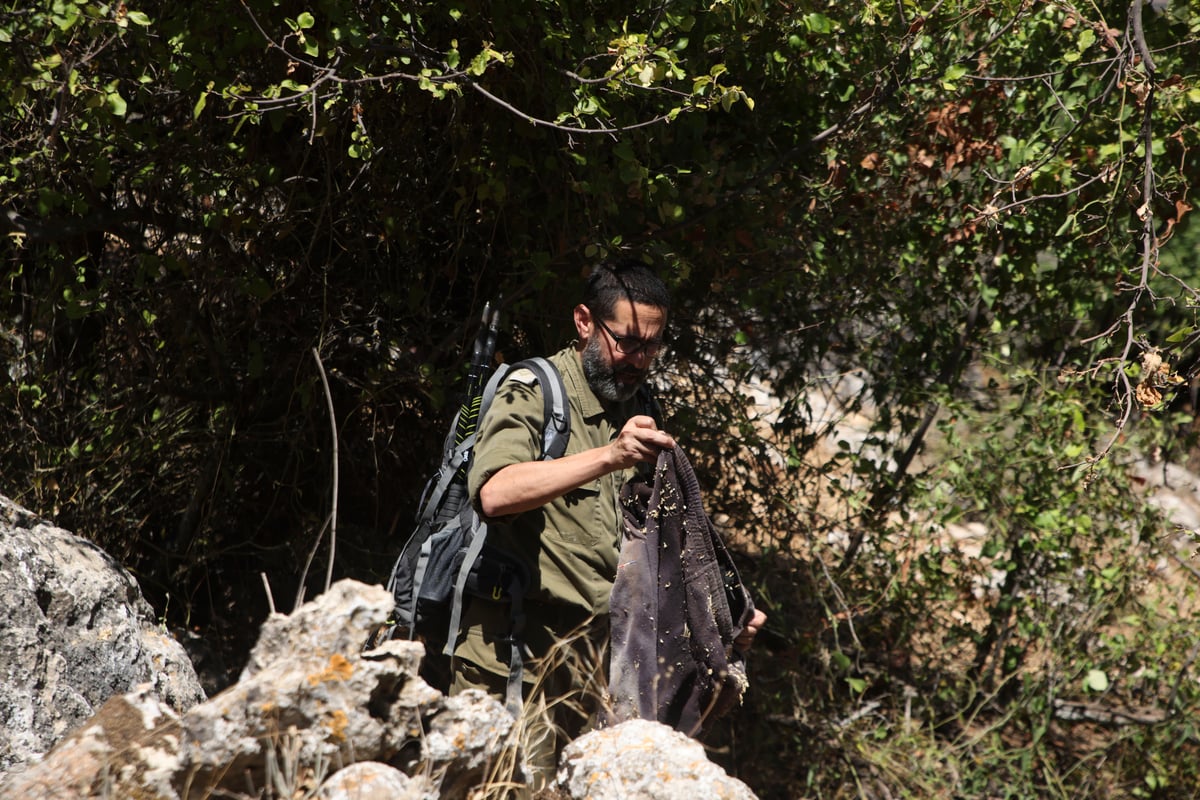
{"left": 456, "top": 346, "right": 640, "bottom": 678}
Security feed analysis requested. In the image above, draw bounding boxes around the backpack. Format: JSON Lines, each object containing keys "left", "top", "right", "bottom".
{"left": 377, "top": 350, "right": 571, "bottom": 714}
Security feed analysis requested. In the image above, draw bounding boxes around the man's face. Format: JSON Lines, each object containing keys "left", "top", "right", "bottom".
{"left": 577, "top": 300, "right": 667, "bottom": 403}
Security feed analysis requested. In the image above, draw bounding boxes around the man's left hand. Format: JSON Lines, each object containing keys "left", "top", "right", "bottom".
{"left": 734, "top": 608, "right": 768, "bottom": 653}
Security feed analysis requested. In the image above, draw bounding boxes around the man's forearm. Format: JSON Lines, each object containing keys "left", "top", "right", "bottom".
{"left": 477, "top": 446, "right": 617, "bottom": 518}
{"left": 478, "top": 415, "right": 674, "bottom": 518}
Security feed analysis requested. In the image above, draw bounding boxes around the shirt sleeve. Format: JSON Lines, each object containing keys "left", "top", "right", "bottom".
{"left": 466, "top": 376, "right": 546, "bottom": 518}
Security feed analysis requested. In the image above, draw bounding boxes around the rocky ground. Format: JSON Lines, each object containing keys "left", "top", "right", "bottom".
{"left": 0, "top": 495, "right": 759, "bottom": 799}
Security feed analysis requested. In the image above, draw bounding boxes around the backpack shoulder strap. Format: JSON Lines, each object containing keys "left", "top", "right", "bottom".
{"left": 408, "top": 363, "right": 537, "bottom": 536}
{"left": 478, "top": 357, "right": 570, "bottom": 460}
{"left": 515, "top": 357, "right": 570, "bottom": 460}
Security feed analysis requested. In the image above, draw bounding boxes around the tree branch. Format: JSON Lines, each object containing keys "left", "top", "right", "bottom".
{"left": 232, "top": 0, "right": 715, "bottom": 136}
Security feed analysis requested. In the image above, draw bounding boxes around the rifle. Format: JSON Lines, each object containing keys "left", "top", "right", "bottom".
{"left": 453, "top": 302, "right": 501, "bottom": 450}
{"left": 430, "top": 300, "right": 500, "bottom": 526}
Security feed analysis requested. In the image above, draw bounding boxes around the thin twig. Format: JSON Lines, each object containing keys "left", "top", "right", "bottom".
{"left": 312, "top": 347, "right": 339, "bottom": 595}
{"left": 1167, "top": 548, "right": 1200, "bottom": 584}
{"left": 261, "top": 572, "right": 277, "bottom": 615}
{"left": 1058, "top": 3, "right": 1162, "bottom": 468}
{"left": 294, "top": 512, "right": 331, "bottom": 611}
{"left": 1052, "top": 699, "right": 1168, "bottom": 726}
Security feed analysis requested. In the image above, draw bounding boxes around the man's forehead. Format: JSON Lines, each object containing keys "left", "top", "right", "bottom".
{"left": 610, "top": 300, "right": 667, "bottom": 329}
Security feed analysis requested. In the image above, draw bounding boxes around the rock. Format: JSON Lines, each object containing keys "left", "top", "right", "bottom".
{"left": 0, "top": 497, "right": 747, "bottom": 800}
{"left": 0, "top": 577, "right": 517, "bottom": 800}
{"left": 0, "top": 683, "right": 183, "bottom": 800}
{"left": 239, "top": 578, "right": 403, "bottom": 679}
{"left": 0, "top": 495, "right": 205, "bottom": 775}
{"left": 422, "top": 688, "right": 517, "bottom": 800}
{"left": 557, "top": 719, "right": 758, "bottom": 800}
{"left": 176, "top": 581, "right": 479, "bottom": 798}
{"left": 315, "top": 761, "right": 438, "bottom": 800}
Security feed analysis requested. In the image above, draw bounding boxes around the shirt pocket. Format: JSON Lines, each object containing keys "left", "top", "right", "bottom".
{"left": 550, "top": 478, "right": 605, "bottom": 545}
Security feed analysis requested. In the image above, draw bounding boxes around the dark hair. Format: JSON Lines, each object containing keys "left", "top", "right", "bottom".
{"left": 583, "top": 258, "right": 671, "bottom": 320}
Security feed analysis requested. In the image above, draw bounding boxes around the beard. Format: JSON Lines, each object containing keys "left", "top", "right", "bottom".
{"left": 581, "top": 334, "right": 648, "bottom": 403}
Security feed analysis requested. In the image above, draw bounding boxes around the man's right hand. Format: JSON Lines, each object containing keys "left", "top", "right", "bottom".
{"left": 609, "top": 415, "right": 675, "bottom": 470}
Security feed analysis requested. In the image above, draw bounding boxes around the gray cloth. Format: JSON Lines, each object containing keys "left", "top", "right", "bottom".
{"left": 607, "top": 445, "right": 755, "bottom": 737}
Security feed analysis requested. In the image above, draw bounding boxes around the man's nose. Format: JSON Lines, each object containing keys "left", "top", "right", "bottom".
{"left": 627, "top": 347, "right": 655, "bottom": 367}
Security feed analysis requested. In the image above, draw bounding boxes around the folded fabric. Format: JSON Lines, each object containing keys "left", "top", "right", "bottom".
{"left": 607, "top": 445, "right": 756, "bottom": 737}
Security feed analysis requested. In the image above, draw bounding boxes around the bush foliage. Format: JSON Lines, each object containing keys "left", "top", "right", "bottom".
{"left": 4, "top": 0, "right": 1200, "bottom": 796}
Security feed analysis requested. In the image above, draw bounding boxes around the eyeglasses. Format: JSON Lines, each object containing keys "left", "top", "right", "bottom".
{"left": 590, "top": 313, "right": 665, "bottom": 356}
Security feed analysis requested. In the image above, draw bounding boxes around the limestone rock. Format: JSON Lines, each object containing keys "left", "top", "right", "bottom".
{"left": 0, "top": 495, "right": 205, "bottom": 775}
{"left": 557, "top": 719, "right": 758, "bottom": 800}
{"left": 315, "top": 761, "right": 438, "bottom": 800}
{"left": 422, "top": 688, "right": 516, "bottom": 800}
{"left": 0, "top": 683, "right": 182, "bottom": 800}
{"left": 239, "top": 578, "right": 406, "bottom": 679}
{"left": 177, "top": 581, "right": 483, "bottom": 798}
{"left": 0, "top": 496, "right": 747, "bottom": 800}
{"left": 0, "top": 577, "right": 516, "bottom": 800}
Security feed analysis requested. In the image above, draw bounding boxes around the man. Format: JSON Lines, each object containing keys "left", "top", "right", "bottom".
{"left": 452, "top": 259, "right": 765, "bottom": 785}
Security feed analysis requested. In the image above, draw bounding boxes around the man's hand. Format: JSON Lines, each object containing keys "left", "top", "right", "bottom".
{"left": 734, "top": 608, "right": 768, "bottom": 653}
{"left": 609, "top": 415, "right": 676, "bottom": 469}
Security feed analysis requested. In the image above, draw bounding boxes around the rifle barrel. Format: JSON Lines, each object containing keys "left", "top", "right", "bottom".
{"left": 453, "top": 301, "right": 501, "bottom": 449}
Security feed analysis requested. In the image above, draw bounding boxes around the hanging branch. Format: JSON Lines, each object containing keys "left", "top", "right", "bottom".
{"left": 1063, "top": 0, "right": 1163, "bottom": 469}
{"left": 294, "top": 513, "right": 331, "bottom": 612}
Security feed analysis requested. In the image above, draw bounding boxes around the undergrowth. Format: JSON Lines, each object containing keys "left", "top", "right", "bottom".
{"left": 701, "top": 363, "right": 1200, "bottom": 799}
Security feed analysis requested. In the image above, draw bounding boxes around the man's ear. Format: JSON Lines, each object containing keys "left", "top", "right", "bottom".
{"left": 573, "top": 304, "right": 592, "bottom": 340}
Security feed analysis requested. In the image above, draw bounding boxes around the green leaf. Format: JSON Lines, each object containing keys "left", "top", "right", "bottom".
{"left": 296, "top": 12, "right": 315, "bottom": 29}
{"left": 804, "top": 13, "right": 833, "bottom": 34}
{"left": 941, "top": 64, "right": 968, "bottom": 90}
{"left": 1165, "top": 326, "right": 1192, "bottom": 343}
{"left": 1083, "top": 669, "right": 1109, "bottom": 692}
{"left": 107, "top": 91, "right": 128, "bottom": 116}
{"left": 193, "top": 82, "right": 213, "bottom": 119}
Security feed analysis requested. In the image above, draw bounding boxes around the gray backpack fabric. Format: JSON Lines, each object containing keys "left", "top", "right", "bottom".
{"left": 607, "top": 445, "right": 755, "bottom": 737}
